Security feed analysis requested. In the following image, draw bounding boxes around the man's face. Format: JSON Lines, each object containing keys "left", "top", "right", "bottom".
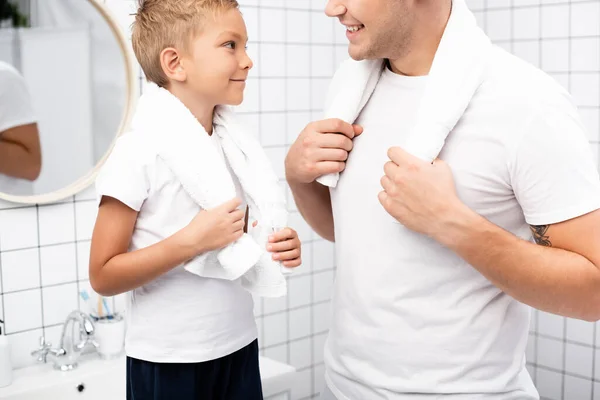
{"left": 325, "top": 0, "right": 416, "bottom": 62}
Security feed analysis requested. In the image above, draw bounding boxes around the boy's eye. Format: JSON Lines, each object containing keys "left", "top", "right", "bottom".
{"left": 224, "top": 41, "right": 236, "bottom": 49}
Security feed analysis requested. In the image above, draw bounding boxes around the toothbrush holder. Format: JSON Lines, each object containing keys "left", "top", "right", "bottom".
{"left": 94, "top": 314, "right": 125, "bottom": 359}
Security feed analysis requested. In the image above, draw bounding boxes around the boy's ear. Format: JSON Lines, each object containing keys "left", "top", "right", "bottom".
{"left": 160, "top": 47, "right": 186, "bottom": 83}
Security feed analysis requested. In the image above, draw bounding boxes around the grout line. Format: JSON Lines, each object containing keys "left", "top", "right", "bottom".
{"left": 284, "top": 4, "right": 291, "bottom": 368}
{"left": 72, "top": 198, "right": 81, "bottom": 312}
{"left": 470, "top": 0, "right": 599, "bottom": 12}
{"left": 308, "top": 7, "right": 316, "bottom": 397}
{"left": 562, "top": 3, "right": 573, "bottom": 398}
{"left": 530, "top": 363, "right": 600, "bottom": 385}
{"left": 1, "top": 280, "right": 87, "bottom": 296}
{"left": 0, "top": 208, "right": 4, "bottom": 325}
{"left": 260, "top": 300, "right": 330, "bottom": 319}
{"left": 493, "top": 34, "right": 600, "bottom": 44}
{"left": 261, "top": 330, "right": 329, "bottom": 353}
{"left": 5, "top": 322, "right": 62, "bottom": 337}
{"left": 532, "top": 1, "right": 543, "bottom": 384}
{"left": 530, "top": 331, "right": 599, "bottom": 349}
{"left": 35, "top": 205, "right": 45, "bottom": 340}
{"left": 0, "top": 237, "right": 326, "bottom": 258}
{"left": 256, "top": 3, "right": 266, "bottom": 354}
{"left": 592, "top": 320, "right": 597, "bottom": 399}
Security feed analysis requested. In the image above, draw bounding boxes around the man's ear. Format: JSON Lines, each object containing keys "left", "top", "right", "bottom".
{"left": 160, "top": 47, "right": 186, "bottom": 83}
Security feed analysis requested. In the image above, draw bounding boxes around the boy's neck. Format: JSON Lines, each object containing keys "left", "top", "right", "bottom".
{"left": 167, "top": 85, "right": 215, "bottom": 135}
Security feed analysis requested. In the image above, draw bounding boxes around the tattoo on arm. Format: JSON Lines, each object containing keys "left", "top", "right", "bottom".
{"left": 530, "top": 225, "right": 552, "bottom": 247}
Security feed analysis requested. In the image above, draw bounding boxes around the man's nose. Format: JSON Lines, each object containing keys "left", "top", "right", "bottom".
{"left": 325, "top": 0, "right": 346, "bottom": 17}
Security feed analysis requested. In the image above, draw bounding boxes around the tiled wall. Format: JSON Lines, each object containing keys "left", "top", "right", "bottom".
{"left": 467, "top": 0, "right": 600, "bottom": 399}
{"left": 0, "top": 1, "right": 344, "bottom": 399}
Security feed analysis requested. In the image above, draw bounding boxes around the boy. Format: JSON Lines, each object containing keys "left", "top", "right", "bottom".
{"left": 89, "top": 1, "right": 301, "bottom": 399}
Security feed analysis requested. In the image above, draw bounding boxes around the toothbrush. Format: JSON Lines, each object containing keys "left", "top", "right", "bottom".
{"left": 79, "top": 290, "right": 97, "bottom": 318}
{"left": 97, "top": 296, "right": 103, "bottom": 318}
{"left": 102, "top": 297, "right": 112, "bottom": 319}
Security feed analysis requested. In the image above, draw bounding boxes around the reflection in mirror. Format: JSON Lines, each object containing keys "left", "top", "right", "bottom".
{"left": 0, "top": 0, "right": 130, "bottom": 198}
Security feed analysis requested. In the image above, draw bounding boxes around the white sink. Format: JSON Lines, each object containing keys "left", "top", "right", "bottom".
{"left": 0, "top": 354, "right": 296, "bottom": 399}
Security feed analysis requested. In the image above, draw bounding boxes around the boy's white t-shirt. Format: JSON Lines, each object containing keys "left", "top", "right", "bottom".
{"left": 95, "top": 128, "right": 257, "bottom": 363}
{"left": 324, "top": 48, "right": 600, "bottom": 399}
{"left": 0, "top": 62, "right": 37, "bottom": 195}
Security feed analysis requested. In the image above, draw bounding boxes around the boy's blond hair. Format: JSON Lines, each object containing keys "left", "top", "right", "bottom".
{"left": 132, "top": 0, "right": 239, "bottom": 87}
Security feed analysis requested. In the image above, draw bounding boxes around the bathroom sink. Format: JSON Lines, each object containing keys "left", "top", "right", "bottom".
{"left": 0, "top": 354, "right": 296, "bottom": 399}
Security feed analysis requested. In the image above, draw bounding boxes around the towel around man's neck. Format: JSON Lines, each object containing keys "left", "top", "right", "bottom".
{"left": 317, "top": 0, "right": 493, "bottom": 187}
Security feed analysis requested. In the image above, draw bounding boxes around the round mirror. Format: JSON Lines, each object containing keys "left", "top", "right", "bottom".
{"left": 0, "top": 0, "right": 137, "bottom": 204}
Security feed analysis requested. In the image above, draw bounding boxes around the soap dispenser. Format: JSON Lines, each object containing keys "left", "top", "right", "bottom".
{"left": 0, "top": 319, "right": 12, "bottom": 388}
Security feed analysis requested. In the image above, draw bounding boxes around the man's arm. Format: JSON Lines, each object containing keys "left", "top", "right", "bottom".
{"left": 379, "top": 145, "right": 600, "bottom": 322}
{"left": 288, "top": 180, "right": 335, "bottom": 242}
{"left": 0, "top": 124, "right": 41, "bottom": 181}
{"left": 436, "top": 206, "right": 600, "bottom": 321}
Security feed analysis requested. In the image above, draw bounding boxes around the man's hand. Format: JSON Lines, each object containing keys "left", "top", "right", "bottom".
{"left": 285, "top": 118, "right": 363, "bottom": 184}
{"left": 378, "top": 146, "right": 468, "bottom": 238}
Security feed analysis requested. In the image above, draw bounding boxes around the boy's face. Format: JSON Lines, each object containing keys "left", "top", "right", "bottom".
{"left": 181, "top": 8, "right": 252, "bottom": 106}
{"left": 325, "top": 0, "right": 415, "bottom": 62}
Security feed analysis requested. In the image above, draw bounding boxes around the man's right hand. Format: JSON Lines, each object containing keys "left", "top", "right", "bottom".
{"left": 285, "top": 118, "right": 363, "bottom": 184}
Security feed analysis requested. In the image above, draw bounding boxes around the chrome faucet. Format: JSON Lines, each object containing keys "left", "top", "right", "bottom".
{"left": 31, "top": 311, "right": 99, "bottom": 371}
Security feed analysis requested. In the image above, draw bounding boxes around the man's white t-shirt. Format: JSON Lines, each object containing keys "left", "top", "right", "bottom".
{"left": 95, "top": 127, "right": 257, "bottom": 363}
{"left": 324, "top": 48, "right": 600, "bottom": 399}
{"left": 0, "top": 62, "right": 37, "bottom": 195}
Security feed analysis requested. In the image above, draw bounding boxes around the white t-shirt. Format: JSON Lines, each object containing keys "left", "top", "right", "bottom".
{"left": 95, "top": 127, "right": 257, "bottom": 363}
{"left": 0, "top": 62, "right": 37, "bottom": 195}
{"left": 324, "top": 48, "right": 600, "bottom": 399}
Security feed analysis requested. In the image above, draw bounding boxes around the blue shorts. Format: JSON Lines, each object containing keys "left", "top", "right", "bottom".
{"left": 126, "top": 339, "right": 263, "bottom": 400}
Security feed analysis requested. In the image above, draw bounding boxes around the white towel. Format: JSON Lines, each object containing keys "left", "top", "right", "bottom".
{"left": 317, "top": 0, "right": 492, "bottom": 187}
{"left": 131, "top": 85, "right": 288, "bottom": 298}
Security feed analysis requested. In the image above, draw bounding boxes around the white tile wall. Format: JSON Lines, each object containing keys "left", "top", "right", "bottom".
{"left": 0, "top": 1, "right": 338, "bottom": 399}
{"left": 468, "top": 0, "right": 600, "bottom": 398}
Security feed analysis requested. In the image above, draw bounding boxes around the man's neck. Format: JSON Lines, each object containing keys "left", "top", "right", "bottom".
{"left": 167, "top": 85, "right": 215, "bottom": 135}
{"left": 388, "top": 0, "right": 452, "bottom": 77}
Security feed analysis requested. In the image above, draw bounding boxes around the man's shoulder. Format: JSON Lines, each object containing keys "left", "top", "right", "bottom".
{"left": 479, "top": 46, "right": 576, "bottom": 118}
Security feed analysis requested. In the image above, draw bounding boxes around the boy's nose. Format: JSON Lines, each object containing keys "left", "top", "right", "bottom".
{"left": 325, "top": 0, "right": 346, "bottom": 17}
{"left": 241, "top": 53, "right": 253, "bottom": 70}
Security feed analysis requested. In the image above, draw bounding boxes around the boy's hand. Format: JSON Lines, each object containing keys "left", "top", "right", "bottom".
{"left": 266, "top": 228, "right": 302, "bottom": 268}
{"left": 183, "top": 197, "right": 246, "bottom": 255}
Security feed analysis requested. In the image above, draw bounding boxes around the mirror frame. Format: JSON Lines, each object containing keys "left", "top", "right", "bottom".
{"left": 0, "top": 0, "right": 138, "bottom": 205}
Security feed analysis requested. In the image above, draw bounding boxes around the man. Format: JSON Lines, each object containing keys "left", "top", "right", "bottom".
{"left": 284, "top": 0, "right": 600, "bottom": 399}
{"left": 0, "top": 61, "right": 41, "bottom": 195}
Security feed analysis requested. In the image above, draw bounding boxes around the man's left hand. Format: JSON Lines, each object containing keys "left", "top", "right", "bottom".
{"left": 378, "top": 146, "right": 467, "bottom": 238}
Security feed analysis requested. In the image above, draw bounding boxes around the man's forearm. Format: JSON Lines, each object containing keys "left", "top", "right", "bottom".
{"left": 437, "top": 207, "right": 600, "bottom": 321}
{"left": 288, "top": 180, "right": 335, "bottom": 242}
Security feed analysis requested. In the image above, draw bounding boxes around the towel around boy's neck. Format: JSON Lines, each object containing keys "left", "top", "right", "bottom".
{"left": 317, "top": 0, "right": 493, "bottom": 188}
{"left": 130, "top": 85, "right": 288, "bottom": 297}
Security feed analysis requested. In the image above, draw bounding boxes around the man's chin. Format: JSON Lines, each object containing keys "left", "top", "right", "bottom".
{"left": 347, "top": 44, "right": 375, "bottom": 61}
